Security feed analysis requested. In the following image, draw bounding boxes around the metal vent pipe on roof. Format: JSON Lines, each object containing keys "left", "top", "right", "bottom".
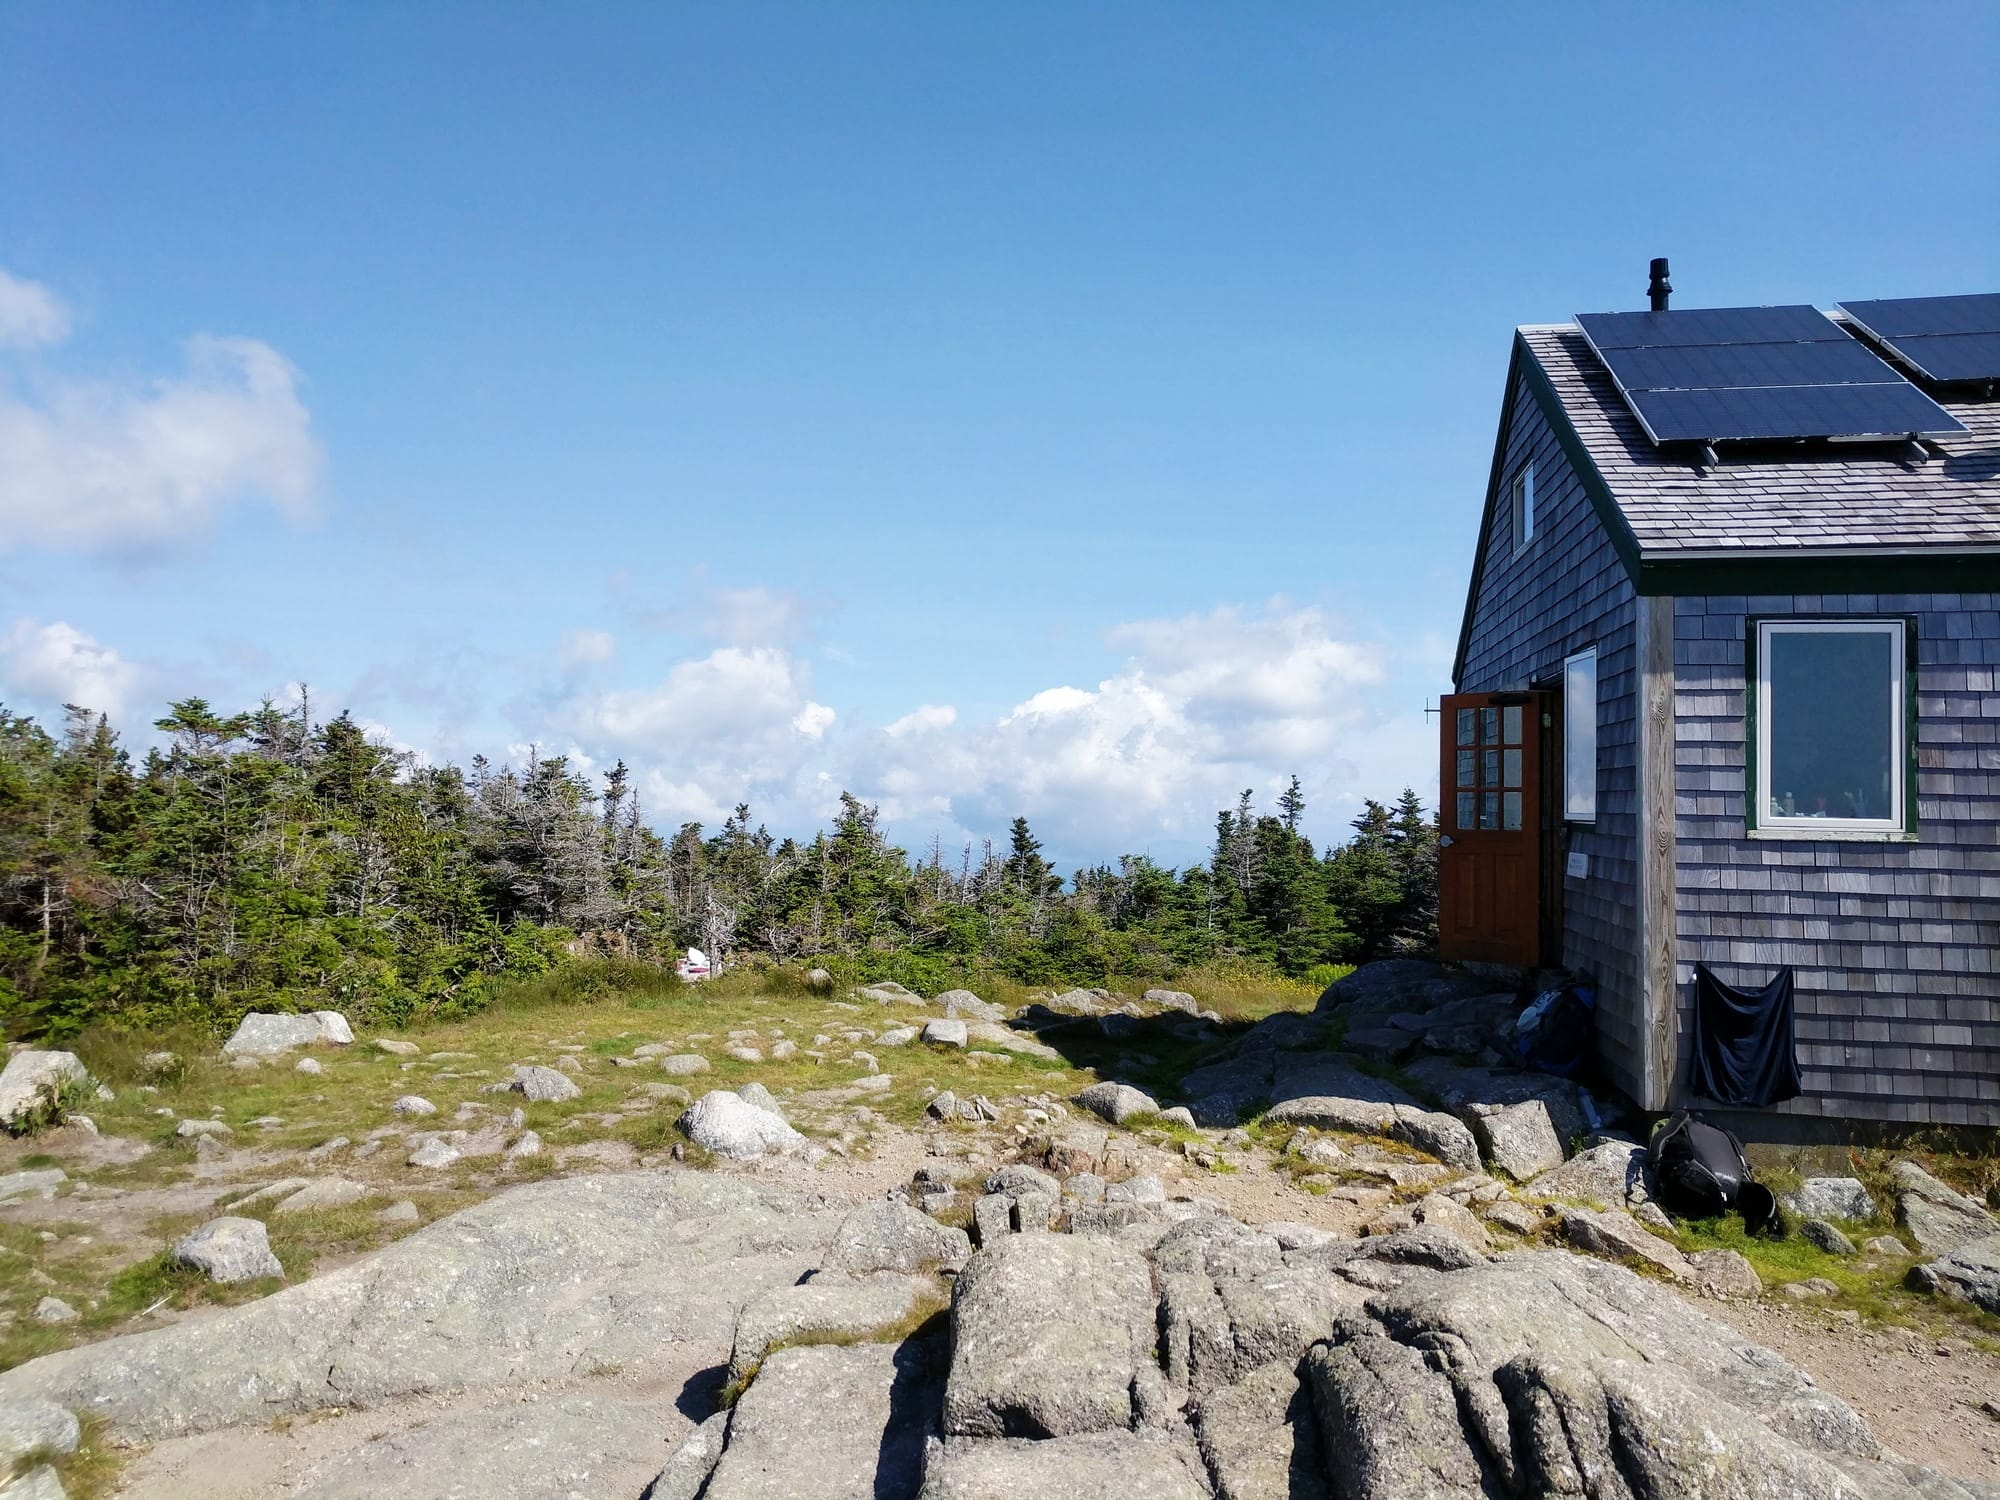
{"left": 1648, "top": 257, "right": 1672, "bottom": 312}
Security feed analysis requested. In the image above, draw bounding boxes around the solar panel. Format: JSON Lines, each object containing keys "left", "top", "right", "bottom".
{"left": 1573, "top": 304, "right": 1969, "bottom": 445}
{"left": 1838, "top": 294, "right": 2000, "bottom": 385}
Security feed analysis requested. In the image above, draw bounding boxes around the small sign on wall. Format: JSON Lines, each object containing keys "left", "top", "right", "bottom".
{"left": 1566, "top": 851, "right": 1591, "bottom": 880}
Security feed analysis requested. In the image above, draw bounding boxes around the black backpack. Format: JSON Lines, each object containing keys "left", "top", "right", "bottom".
{"left": 1648, "top": 1110, "right": 1777, "bottom": 1233}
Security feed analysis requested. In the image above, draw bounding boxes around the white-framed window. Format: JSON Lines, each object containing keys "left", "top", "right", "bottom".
{"left": 1752, "top": 619, "right": 1909, "bottom": 838}
{"left": 1510, "top": 462, "right": 1536, "bottom": 555}
{"left": 1563, "top": 647, "right": 1597, "bottom": 823}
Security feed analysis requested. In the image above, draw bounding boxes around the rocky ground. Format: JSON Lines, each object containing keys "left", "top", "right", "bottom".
{"left": 0, "top": 961, "right": 1994, "bottom": 1497}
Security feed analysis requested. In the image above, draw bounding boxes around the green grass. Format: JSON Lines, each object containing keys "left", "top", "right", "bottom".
{"left": 1670, "top": 1214, "right": 2000, "bottom": 1341}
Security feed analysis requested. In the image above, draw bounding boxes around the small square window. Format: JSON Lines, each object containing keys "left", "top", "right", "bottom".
{"left": 1509, "top": 463, "right": 1536, "bottom": 555}
{"left": 1753, "top": 620, "right": 1910, "bottom": 837}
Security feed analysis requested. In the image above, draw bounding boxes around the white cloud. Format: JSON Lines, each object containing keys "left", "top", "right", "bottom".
{"left": 0, "top": 618, "right": 145, "bottom": 719}
{"left": 538, "top": 599, "right": 1414, "bottom": 860}
{"left": 559, "top": 628, "right": 616, "bottom": 667}
{"left": 552, "top": 645, "right": 838, "bottom": 827}
{"left": 884, "top": 703, "right": 956, "bottom": 737}
{"left": 0, "top": 269, "right": 70, "bottom": 350}
{"left": 0, "top": 333, "right": 324, "bottom": 555}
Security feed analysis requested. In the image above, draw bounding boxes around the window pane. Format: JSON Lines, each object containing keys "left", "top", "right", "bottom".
{"left": 1482, "top": 750, "right": 1500, "bottom": 786}
{"left": 1456, "top": 750, "right": 1476, "bottom": 788}
{"left": 1564, "top": 649, "right": 1598, "bottom": 822}
{"left": 1503, "top": 705, "right": 1523, "bottom": 744}
{"left": 1503, "top": 748, "right": 1523, "bottom": 788}
{"left": 1503, "top": 791, "right": 1523, "bottom": 830}
{"left": 1480, "top": 708, "right": 1498, "bottom": 744}
{"left": 1456, "top": 792, "right": 1476, "bottom": 830}
{"left": 1480, "top": 793, "right": 1499, "bottom": 830}
{"left": 1456, "top": 708, "right": 1475, "bottom": 747}
{"left": 1766, "top": 627, "right": 1896, "bottom": 822}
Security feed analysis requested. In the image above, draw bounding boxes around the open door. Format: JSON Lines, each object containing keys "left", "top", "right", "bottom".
{"left": 1438, "top": 691, "right": 1547, "bottom": 967}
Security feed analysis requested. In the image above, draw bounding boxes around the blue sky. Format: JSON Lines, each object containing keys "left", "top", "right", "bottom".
{"left": 3, "top": 3, "right": 1995, "bottom": 868}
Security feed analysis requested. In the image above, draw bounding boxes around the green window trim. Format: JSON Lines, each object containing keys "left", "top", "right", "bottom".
{"left": 1743, "top": 614, "right": 1919, "bottom": 841}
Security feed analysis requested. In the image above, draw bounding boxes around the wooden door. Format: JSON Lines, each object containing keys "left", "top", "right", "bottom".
{"left": 1438, "top": 691, "right": 1546, "bottom": 967}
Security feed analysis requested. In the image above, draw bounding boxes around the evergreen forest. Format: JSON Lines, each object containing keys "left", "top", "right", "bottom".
{"left": 0, "top": 696, "right": 1439, "bottom": 1038}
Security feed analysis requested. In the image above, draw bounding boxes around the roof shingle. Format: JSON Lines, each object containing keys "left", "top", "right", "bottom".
{"left": 1520, "top": 324, "right": 2000, "bottom": 557}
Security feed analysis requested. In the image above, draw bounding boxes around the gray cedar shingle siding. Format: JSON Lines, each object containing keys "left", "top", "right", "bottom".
{"left": 1456, "top": 319, "right": 1998, "bottom": 1127}
{"left": 1672, "top": 592, "right": 2000, "bottom": 1127}
{"left": 1456, "top": 366, "right": 1647, "bottom": 1103}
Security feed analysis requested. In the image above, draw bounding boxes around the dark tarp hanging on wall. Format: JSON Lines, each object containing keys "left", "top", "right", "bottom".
{"left": 1689, "top": 963, "right": 1804, "bottom": 1108}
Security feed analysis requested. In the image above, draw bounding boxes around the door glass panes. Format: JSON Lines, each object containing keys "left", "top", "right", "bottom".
{"left": 1480, "top": 708, "right": 1499, "bottom": 744}
{"left": 1456, "top": 708, "right": 1475, "bottom": 747}
{"left": 1503, "top": 748, "right": 1523, "bottom": 787}
{"left": 1503, "top": 705, "right": 1523, "bottom": 744}
{"left": 1503, "top": 791, "right": 1523, "bottom": 830}
{"left": 1480, "top": 792, "right": 1500, "bottom": 830}
{"left": 1456, "top": 750, "right": 1476, "bottom": 787}
{"left": 1457, "top": 792, "right": 1476, "bottom": 829}
{"left": 1761, "top": 624, "right": 1900, "bottom": 826}
{"left": 1482, "top": 750, "right": 1501, "bottom": 787}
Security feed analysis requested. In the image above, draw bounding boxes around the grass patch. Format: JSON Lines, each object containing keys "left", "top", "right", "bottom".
{"left": 1671, "top": 1214, "right": 2000, "bottom": 1339}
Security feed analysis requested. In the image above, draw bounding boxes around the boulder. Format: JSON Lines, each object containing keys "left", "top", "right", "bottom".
{"left": 1917, "top": 1233, "right": 2000, "bottom": 1317}
{"left": 273, "top": 1178, "right": 370, "bottom": 1216}
{"left": 1471, "top": 1099, "right": 1566, "bottom": 1181}
{"left": 294, "top": 1057, "right": 323, "bottom": 1076}
{"left": 221, "top": 1011, "right": 352, "bottom": 1056}
{"left": 1143, "top": 989, "right": 1200, "bottom": 1014}
{"left": 1045, "top": 988, "right": 1108, "bottom": 1016}
{"left": 406, "top": 1139, "right": 462, "bottom": 1169}
{"left": 0, "top": 1396, "right": 79, "bottom": 1470}
{"left": 737, "top": 1082, "right": 785, "bottom": 1119}
{"left": 1558, "top": 1206, "right": 1692, "bottom": 1282}
{"left": 32, "top": 1299, "right": 77, "bottom": 1326}
{"left": 1313, "top": 960, "right": 1489, "bottom": 1016}
{"left": 962, "top": 1022, "right": 1061, "bottom": 1061}
{"left": 1891, "top": 1160, "right": 1998, "bottom": 1256}
{"left": 984, "top": 1164, "right": 1060, "bottom": 1199}
{"left": 510, "top": 1065, "right": 581, "bottom": 1103}
{"left": 704, "top": 1341, "right": 933, "bottom": 1500}
{"left": 1303, "top": 1251, "right": 1908, "bottom": 1498}
{"left": 727, "top": 1272, "right": 937, "bottom": 1384}
{"left": 677, "top": 1091, "right": 805, "bottom": 1160}
{"left": 1408, "top": 1191, "right": 1492, "bottom": 1253}
{"left": 0, "top": 1466, "right": 65, "bottom": 1500}
{"left": 1799, "top": 1219, "right": 1857, "bottom": 1256}
{"left": 171, "top": 1217, "right": 283, "bottom": 1285}
{"left": 823, "top": 1201, "right": 971, "bottom": 1277}
{"left": 920, "top": 1431, "right": 1210, "bottom": 1500}
{"left": 647, "top": 1410, "right": 729, "bottom": 1500}
{"left": 1189, "top": 1359, "right": 1329, "bottom": 1500}
{"left": 1688, "top": 1247, "right": 1763, "bottom": 1299}
{"left": 1785, "top": 1176, "right": 1876, "bottom": 1222}
{"left": 920, "top": 1019, "right": 968, "bottom": 1048}
{"left": 373, "top": 1038, "right": 420, "bottom": 1056}
{"left": 504, "top": 1131, "right": 543, "bottom": 1162}
{"left": 874, "top": 1027, "right": 918, "bottom": 1047}
{"left": 1, "top": 1174, "right": 839, "bottom": 1443}
{"left": 936, "top": 990, "right": 1003, "bottom": 1021}
{"left": 1074, "top": 1081, "right": 1160, "bottom": 1127}
{"left": 1524, "top": 1139, "right": 1647, "bottom": 1208}
{"left": 858, "top": 982, "right": 924, "bottom": 1007}
{"left": 0, "top": 1052, "right": 88, "bottom": 1130}
{"left": 943, "top": 1234, "right": 1157, "bottom": 1438}
{"left": 658, "top": 1054, "right": 711, "bottom": 1076}
{"left": 0, "top": 1170, "right": 66, "bottom": 1204}
{"left": 291, "top": 1391, "right": 671, "bottom": 1500}
{"left": 174, "top": 1118, "right": 230, "bottom": 1140}
{"left": 1388, "top": 1107, "right": 1481, "bottom": 1173}
{"left": 392, "top": 1095, "right": 436, "bottom": 1117}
